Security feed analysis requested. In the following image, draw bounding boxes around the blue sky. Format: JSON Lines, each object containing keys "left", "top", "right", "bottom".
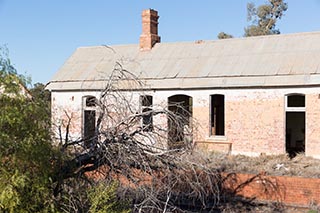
{"left": 1, "top": 0, "right": 320, "bottom": 85}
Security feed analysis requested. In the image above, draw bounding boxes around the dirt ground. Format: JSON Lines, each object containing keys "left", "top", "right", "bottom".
{"left": 206, "top": 152, "right": 320, "bottom": 178}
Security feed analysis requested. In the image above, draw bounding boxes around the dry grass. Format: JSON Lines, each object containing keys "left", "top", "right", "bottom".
{"left": 217, "top": 200, "right": 284, "bottom": 213}
{"left": 205, "top": 152, "right": 320, "bottom": 178}
{"left": 196, "top": 152, "right": 320, "bottom": 212}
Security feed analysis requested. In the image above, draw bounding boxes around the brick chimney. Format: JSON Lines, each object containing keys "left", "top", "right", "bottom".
{"left": 140, "top": 9, "right": 161, "bottom": 51}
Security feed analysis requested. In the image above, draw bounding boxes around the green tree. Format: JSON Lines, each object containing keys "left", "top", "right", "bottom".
{"left": 245, "top": 0, "right": 288, "bottom": 37}
{"left": 217, "top": 0, "right": 287, "bottom": 39}
{"left": 217, "top": 32, "right": 234, "bottom": 39}
{"left": 0, "top": 46, "right": 57, "bottom": 212}
{"left": 0, "top": 45, "right": 31, "bottom": 91}
{"left": 30, "top": 82, "right": 51, "bottom": 115}
{"left": 0, "top": 46, "right": 128, "bottom": 212}
{"left": 88, "top": 181, "right": 130, "bottom": 213}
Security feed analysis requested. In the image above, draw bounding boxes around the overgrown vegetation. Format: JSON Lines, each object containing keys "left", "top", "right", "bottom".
{"left": 51, "top": 63, "right": 223, "bottom": 212}
{"left": 208, "top": 152, "right": 320, "bottom": 178}
{"left": 0, "top": 46, "right": 130, "bottom": 212}
{"left": 0, "top": 47, "right": 56, "bottom": 212}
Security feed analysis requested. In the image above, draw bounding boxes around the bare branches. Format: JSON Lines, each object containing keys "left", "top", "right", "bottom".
{"left": 52, "top": 60, "right": 221, "bottom": 212}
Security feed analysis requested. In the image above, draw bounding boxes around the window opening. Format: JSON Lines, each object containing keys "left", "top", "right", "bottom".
{"left": 83, "top": 96, "right": 97, "bottom": 148}
{"left": 84, "top": 110, "right": 96, "bottom": 147}
{"left": 285, "top": 94, "right": 305, "bottom": 157}
{"left": 167, "top": 94, "right": 193, "bottom": 148}
{"left": 287, "top": 95, "right": 305, "bottom": 108}
{"left": 86, "top": 96, "right": 97, "bottom": 107}
{"left": 140, "top": 95, "right": 153, "bottom": 132}
{"left": 210, "top": 95, "right": 225, "bottom": 136}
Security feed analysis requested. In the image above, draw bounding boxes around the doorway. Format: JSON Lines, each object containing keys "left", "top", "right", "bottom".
{"left": 168, "top": 95, "right": 192, "bottom": 148}
{"left": 285, "top": 94, "right": 305, "bottom": 157}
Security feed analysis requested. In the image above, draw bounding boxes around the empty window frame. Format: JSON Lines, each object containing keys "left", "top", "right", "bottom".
{"left": 210, "top": 94, "right": 225, "bottom": 136}
{"left": 140, "top": 95, "right": 153, "bottom": 131}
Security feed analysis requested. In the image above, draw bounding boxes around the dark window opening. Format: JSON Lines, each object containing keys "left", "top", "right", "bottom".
{"left": 210, "top": 95, "right": 225, "bottom": 136}
{"left": 84, "top": 110, "right": 96, "bottom": 148}
{"left": 286, "top": 112, "right": 305, "bottom": 158}
{"left": 287, "top": 95, "right": 305, "bottom": 107}
{"left": 86, "top": 96, "right": 97, "bottom": 107}
{"left": 140, "top": 95, "right": 153, "bottom": 132}
{"left": 167, "top": 95, "right": 193, "bottom": 148}
{"left": 141, "top": 95, "right": 152, "bottom": 107}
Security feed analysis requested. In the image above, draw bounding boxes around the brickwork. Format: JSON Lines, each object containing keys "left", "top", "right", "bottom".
{"left": 51, "top": 91, "right": 101, "bottom": 142}
{"left": 190, "top": 89, "right": 286, "bottom": 155}
{"left": 51, "top": 87, "right": 320, "bottom": 158}
{"left": 226, "top": 91, "right": 285, "bottom": 155}
{"left": 191, "top": 88, "right": 320, "bottom": 158}
{"left": 52, "top": 88, "right": 320, "bottom": 207}
{"left": 223, "top": 172, "right": 320, "bottom": 207}
{"left": 87, "top": 168, "right": 320, "bottom": 207}
{"left": 306, "top": 94, "right": 320, "bottom": 158}
{"left": 140, "top": 9, "right": 160, "bottom": 51}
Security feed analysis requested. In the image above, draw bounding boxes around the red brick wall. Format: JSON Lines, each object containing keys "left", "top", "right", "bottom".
{"left": 306, "top": 94, "right": 320, "bottom": 158}
{"left": 194, "top": 90, "right": 286, "bottom": 155}
{"left": 227, "top": 95, "right": 285, "bottom": 155}
{"left": 52, "top": 89, "right": 320, "bottom": 158}
{"left": 223, "top": 173, "right": 320, "bottom": 206}
{"left": 88, "top": 168, "right": 320, "bottom": 207}
{"left": 140, "top": 9, "right": 160, "bottom": 50}
{"left": 194, "top": 90, "right": 320, "bottom": 157}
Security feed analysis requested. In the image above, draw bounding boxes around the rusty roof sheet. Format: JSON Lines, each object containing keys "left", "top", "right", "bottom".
{"left": 47, "top": 31, "right": 320, "bottom": 90}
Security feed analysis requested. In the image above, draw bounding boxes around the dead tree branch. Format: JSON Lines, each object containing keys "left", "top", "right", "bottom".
{"left": 53, "top": 60, "right": 221, "bottom": 212}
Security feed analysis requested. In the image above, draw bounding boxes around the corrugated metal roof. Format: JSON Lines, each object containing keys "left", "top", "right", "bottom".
{"left": 47, "top": 31, "right": 320, "bottom": 90}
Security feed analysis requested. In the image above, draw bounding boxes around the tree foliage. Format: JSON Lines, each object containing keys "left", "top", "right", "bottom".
{"left": 245, "top": 0, "right": 288, "bottom": 37}
{"left": 217, "top": 0, "right": 288, "bottom": 39}
{"left": 217, "top": 32, "right": 234, "bottom": 39}
{"left": 88, "top": 181, "right": 130, "bottom": 213}
{"left": 0, "top": 46, "right": 135, "bottom": 212}
{"left": 0, "top": 45, "right": 31, "bottom": 90}
{"left": 0, "top": 49, "right": 53, "bottom": 192}
{"left": 0, "top": 47, "right": 56, "bottom": 212}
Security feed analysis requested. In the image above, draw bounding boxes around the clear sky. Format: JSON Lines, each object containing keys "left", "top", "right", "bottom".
{"left": 1, "top": 0, "right": 320, "bottom": 85}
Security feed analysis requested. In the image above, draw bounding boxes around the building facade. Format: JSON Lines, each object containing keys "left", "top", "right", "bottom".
{"left": 47, "top": 9, "right": 320, "bottom": 158}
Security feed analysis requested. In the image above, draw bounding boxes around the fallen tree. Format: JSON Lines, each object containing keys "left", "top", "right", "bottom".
{"left": 53, "top": 62, "right": 222, "bottom": 212}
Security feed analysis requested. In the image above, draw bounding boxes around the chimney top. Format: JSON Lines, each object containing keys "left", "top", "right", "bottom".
{"left": 139, "top": 9, "right": 161, "bottom": 51}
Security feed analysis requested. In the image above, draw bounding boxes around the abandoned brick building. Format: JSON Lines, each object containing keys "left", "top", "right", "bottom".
{"left": 46, "top": 9, "right": 320, "bottom": 158}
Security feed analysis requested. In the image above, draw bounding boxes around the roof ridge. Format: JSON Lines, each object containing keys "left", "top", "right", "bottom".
{"left": 77, "top": 44, "right": 139, "bottom": 49}
{"left": 76, "top": 31, "right": 320, "bottom": 49}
